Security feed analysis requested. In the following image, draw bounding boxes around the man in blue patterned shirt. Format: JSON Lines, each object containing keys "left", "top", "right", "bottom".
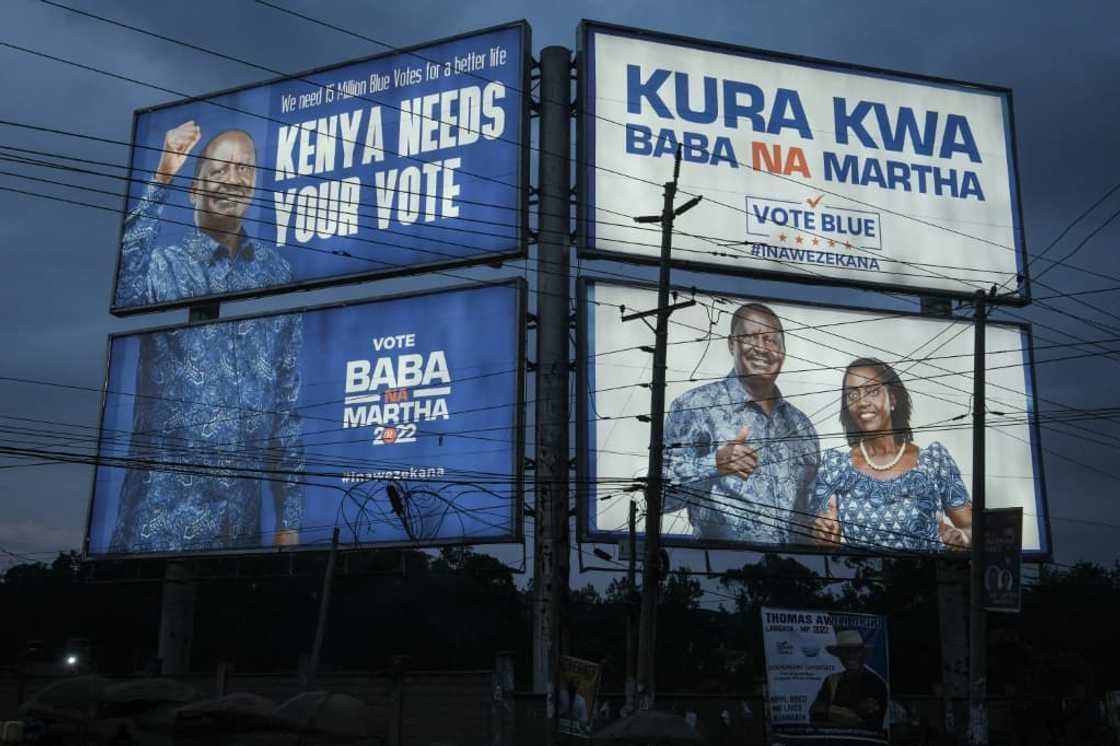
{"left": 109, "top": 122, "right": 303, "bottom": 552}
{"left": 115, "top": 121, "right": 294, "bottom": 308}
{"left": 663, "top": 302, "right": 819, "bottom": 544}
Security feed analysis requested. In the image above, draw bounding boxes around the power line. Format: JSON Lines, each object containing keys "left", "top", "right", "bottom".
{"left": 9, "top": 5, "right": 1120, "bottom": 315}
{"left": 0, "top": 12, "right": 1075, "bottom": 294}
{"left": 250, "top": 1, "right": 1040, "bottom": 284}
{"left": 1, "top": 329, "right": 1101, "bottom": 464}
{"left": 0, "top": 121, "right": 916, "bottom": 335}
{"left": 0, "top": 131, "right": 1030, "bottom": 290}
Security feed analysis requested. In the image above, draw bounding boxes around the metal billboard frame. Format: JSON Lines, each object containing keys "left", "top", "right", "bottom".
{"left": 575, "top": 20, "right": 1030, "bottom": 306}
{"left": 109, "top": 21, "right": 532, "bottom": 317}
{"left": 575, "top": 276, "right": 1052, "bottom": 562}
{"left": 85, "top": 278, "right": 528, "bottom": 560}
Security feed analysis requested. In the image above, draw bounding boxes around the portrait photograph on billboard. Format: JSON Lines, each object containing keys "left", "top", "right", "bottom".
{"left": 763, "top": 607, "right": 890, "bottom": 746}
{"left": 87, "top": 281, "right": 525, "bottom": 557}
{"left": 111, "top": 23, "right": 529, "bottom": 314}
{"left": 578, "top": 280, "right": 1050, "bottom": 557}
{"left": 579, "top": 22, "right": 1026, "bottom": 301}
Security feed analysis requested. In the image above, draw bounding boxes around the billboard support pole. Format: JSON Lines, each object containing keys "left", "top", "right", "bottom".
{"left": 532, "top": 45, "right": 572, "bottom": 742}
{"left": 625, "top": 500, "right": 637, "bottom": 712}
{"left": 151, "top": 306, "right": 215, "bottom": 679}
{"left": 157, "top": 561, "right": 196, "bottom": 675}
{"left": 937, "top": 561, "right": 969, "bottom": 740}
{"left": 968, "top": 289, "right": 989, "bottom": 745}
{"left": 630, "top": 146, "right": 701, "bottom": 710}
{"left": 304, "top": 526, "right": 339, "bottom": 691}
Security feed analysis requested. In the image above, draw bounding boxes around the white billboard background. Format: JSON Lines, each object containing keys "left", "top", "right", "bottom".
{"left": 585, "top": 28, "right": 1023, "bottom": 298}
{"left": 585, "top": 281, "right": 1046, "bottom": 553}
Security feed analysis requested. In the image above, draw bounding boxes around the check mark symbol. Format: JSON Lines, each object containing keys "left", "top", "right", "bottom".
{"left": 806, "top": 195, "right": 823, "bottom": 209}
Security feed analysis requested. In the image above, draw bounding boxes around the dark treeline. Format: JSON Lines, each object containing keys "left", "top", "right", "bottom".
{"left": 0, "top": 550, "right": 1112, "bottom": 701}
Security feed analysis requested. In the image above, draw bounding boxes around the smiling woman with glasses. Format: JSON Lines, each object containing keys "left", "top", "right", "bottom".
{"left": 808, "top": 357, "right": 973, "bottom": 553}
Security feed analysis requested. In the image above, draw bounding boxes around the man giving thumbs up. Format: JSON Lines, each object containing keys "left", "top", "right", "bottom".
{"left": 662, "top": 303, "right": 820, "bottom": 544}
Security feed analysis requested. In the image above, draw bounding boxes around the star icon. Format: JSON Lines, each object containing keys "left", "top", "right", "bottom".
{"left": 794, "top": 235, "right": 804, "bottom": 244}
{"left": 844, "top": 240, "right": 853, "bottom": 249}
{"left": 828, "top": 239, "right": 836, "bottom": 247}
{"left": 811, "top": 237, "right": 820, "bottom": 246}
{"left": 778, "top": 233, "right": 788, "bottom": 242}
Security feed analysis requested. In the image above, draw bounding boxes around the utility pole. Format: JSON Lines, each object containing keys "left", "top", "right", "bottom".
{"left": 968, "top": 289, "right": 989, "bottom": 745}
{"left": 923, "top": 296, "right": 968, "bottom": 740}
{"left": 625, "top": 500, "right": 637, "bottom": 712}
{"left": 531, "top": 45, "right": 572, "bottom": 743}
{"left": 304, "top": 526, "right": 339, "bottom": 690}
{"left": 629, "top": 146, "right": 700, "bottom": 710}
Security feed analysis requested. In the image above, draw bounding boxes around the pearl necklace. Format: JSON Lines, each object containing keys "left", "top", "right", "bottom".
{"left": 859, "top": 439, "right": 906, "bottom": 471}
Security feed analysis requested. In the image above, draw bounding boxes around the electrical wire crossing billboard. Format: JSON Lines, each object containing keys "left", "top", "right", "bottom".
{"left": 111, "top": 23, "right": 529, "bottom": 314}
{"left": 577, "top": 280, "right": 1050, "bottom": 558}
{"left": 87, "top": 281, "right": 525, "bottom": 557}
{"left": 579, "top": 22, "right": 1027, "bottom": 301}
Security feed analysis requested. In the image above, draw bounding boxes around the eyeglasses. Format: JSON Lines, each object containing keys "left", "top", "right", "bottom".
{"left": 845, "top": 383, "right": 884, "bottom": 405}
{"left": 732, "top": 333, "right": 782, "bottom": 350}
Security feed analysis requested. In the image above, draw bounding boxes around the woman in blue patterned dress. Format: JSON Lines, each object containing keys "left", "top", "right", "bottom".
{"left": 810, "top": 357, "right": 972, "bottom": 552}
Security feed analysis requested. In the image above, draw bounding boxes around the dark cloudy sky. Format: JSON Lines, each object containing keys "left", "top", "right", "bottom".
{"left": 0, "top": 0, "right": 1117, "bottom": 578}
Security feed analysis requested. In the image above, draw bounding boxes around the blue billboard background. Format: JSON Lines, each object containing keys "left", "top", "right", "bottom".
{"left": 88, "top": 282, "right": 524, "bottom": 556}
{"left": 112, "top": 24, "right": 527, "bottom": 313}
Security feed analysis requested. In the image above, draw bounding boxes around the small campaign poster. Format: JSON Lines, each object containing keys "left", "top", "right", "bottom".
{"left": 762, "top": 607, "right": 890, "bottom": 746}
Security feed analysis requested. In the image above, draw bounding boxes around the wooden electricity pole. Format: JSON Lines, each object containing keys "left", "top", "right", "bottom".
{"left": 627, "top": 146, "right": 700, "bottom": 710}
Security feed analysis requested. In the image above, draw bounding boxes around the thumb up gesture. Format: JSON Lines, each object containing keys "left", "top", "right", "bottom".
{"left": 716, "top": 426, "right": 758, "bottom": 480}
{"left": 812, "top": 495, "right": 841, "bottom": 547}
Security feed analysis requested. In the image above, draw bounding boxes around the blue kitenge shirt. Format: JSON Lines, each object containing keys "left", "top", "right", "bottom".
{"left": 810, "top": 442, "right": 971, "bottom": 552}
{"left": 115, "top": 182, "right": 294, "bottom": 308}
{"left": 663, "top": 372, "right": 820, "bottom": 544}
{"left": 109, "top": 182, "right": 304, "bottom": 553}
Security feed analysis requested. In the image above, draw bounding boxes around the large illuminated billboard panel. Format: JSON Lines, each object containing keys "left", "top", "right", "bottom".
{"left": 111, "top": 23, "right": 528, "bottom": 314}
{"left": 579, "top": 280, "right": 1049, "bottom": 558}
{"left": 87, "top": 281, "right": 525, "bottom": 557}
{"left": 580, "top": 22, "right": 1026, "bottom": 301}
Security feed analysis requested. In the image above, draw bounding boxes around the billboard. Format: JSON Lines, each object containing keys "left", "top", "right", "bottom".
{"left": 762, "top": 607, "right": 890, "bottom": 746}
{"left": 579, "top": 22, "right": 1026, "bottom": 301}
{"left": 578, "top": 280, "right": 1050, "bottom": 557}
{"left": 111, "top": 23, "right": 529, "bottom": 314}
{"left": 87, "top": 281, "right": 525, "bottom": 557}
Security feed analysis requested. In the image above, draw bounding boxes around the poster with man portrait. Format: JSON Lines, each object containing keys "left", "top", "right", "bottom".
{"left": 577, "top": 279, "right": 1050, "bottom": 558}
{"left": 557, "top": 655, "right": 602, "bottom": 738}
{"left": 111, "top": 23, "right": 528, "bottom": 315}
{"left": 762, "top": 607, "right": 890, "bottom": 746}
{"left": 87, "top": 281, "right": 524, "bottom": 557}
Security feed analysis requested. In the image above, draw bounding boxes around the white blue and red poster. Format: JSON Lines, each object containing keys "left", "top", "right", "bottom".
{"left": 581, "top": 22, "right": 1025, "bottom": 300}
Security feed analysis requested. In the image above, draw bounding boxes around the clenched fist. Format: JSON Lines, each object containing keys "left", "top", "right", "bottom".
{"left": 716, "top": 426, "right": 758, "bottom": 480}
{"left": 155, "top": 120, "right": 201, "bottom": 185}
